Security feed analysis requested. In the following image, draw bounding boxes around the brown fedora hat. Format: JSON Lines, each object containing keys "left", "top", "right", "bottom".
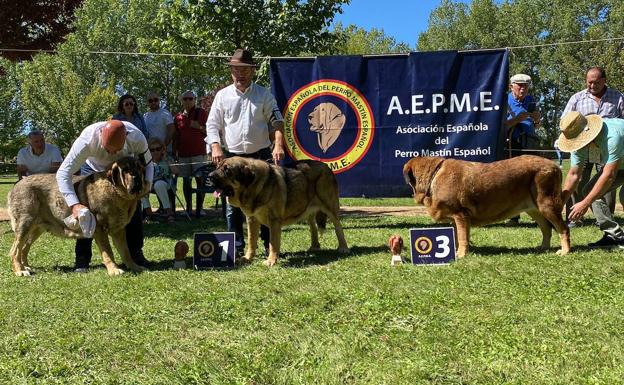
{"left": 227, "top": 48, "right": 257, "bottom": 67}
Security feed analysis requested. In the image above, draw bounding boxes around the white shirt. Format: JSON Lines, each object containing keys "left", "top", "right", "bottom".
{"left": 17, "top": 143, "right": 63, "bottom": 175}
{"left": 144, "top": 108, "right": 174, "bottom": 145}
{"left": 56, "top": 121, "right": 154, "bottom": 207}
{"left": 206, "top": 83, "right": 283, "bottom": 154}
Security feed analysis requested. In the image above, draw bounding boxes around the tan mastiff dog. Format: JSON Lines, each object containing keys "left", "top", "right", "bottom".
{"left": 403, "top": 155, "right": 570, "bottom": 258}
{"left": 8, "top": 157, "right": 148, "bottom": 276}
{"left": 208, "top": 157, "right": 350, "bottom": 266}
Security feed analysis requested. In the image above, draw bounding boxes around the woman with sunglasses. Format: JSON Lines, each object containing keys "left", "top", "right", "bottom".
{"left": 113, "top": 94, "right": 150, "bottom": 139}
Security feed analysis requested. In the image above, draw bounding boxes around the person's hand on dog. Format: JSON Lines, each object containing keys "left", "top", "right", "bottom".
{"left": 71, "top": 203, "right": 88, "bottom": 218}
{"left": 569, "top": 200, "right": 591, "bottom": 221}
{"left": 211, "top": 143, "right": 224, "bottom": 164}
{"left": 272, "top": 144, "right": 284, "bottom": 163}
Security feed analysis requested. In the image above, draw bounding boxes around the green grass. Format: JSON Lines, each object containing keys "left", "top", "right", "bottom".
{"left": 2, "top": 206, "right": 624, "bottom": 384}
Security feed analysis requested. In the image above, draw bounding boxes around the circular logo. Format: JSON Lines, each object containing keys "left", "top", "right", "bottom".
{"left": 197, "top": 241, "right": 215, "bottom": 257}
{"left": 283, "top": 79, "right": 375, "bottom": 173}
{"left": 414, "top": 237, "right": 433, "bottom": 254}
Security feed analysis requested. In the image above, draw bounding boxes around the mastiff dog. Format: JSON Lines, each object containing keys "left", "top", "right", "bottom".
{"left": 403, "top": 155, "right": 570, "bottom": 258}
{"left": 8, "top": 156, "right": 148, "bottom": 276}
{"left": 208, "top": 157, "right": 350, "bottom": 266}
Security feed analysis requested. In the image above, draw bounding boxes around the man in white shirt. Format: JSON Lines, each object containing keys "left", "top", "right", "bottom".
{"left": 143, "top": 92, "right": 175, "bottom": 153}
{"left": 206, "top": 48, "right": 285, "bottom": 255}
{"left": 16, "top": 131, "right": 63, "bottom": 180}
{"left": 57, "top": 120, "right": 154, "bottom": 272}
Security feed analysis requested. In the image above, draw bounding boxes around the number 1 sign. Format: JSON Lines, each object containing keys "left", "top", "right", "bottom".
{"left": 193, "top": 232, "right": 236, "bottom": 269}
{"left": 410, "top": 227, "right": 456, "bottom": 265}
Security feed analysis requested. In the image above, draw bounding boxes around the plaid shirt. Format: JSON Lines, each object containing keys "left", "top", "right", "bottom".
{"left": 562, "top": 87, "right": 624, "bottom": 118}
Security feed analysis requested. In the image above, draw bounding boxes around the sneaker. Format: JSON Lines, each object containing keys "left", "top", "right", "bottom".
{"left": 588, "top": 234, "right": 621, "bottom": 248}
{"left": 75, "top": 267, "right": 88, "bottom": 273}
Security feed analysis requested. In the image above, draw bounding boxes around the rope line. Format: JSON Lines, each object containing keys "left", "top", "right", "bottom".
{"left": 2, "top": 37, "right": 623, "bottom": 58}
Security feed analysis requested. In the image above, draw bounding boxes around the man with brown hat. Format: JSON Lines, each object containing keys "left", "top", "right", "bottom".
{"left": 57, "top": 120, "right": 154, "bottom": 271}
{"left": 206, "top": 48, "right": 285, "bottom": 256}
{"left": 559, "top": 111, "right": 624, "bottom": 247}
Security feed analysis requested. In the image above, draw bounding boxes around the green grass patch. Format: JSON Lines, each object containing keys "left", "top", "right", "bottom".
{"left": 2, "top": 206, "right": 624, "bottom": 384}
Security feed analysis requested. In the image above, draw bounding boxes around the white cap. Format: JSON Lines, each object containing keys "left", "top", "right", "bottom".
{"left": 510, "top": 73, "right": 531, "bottom": 84}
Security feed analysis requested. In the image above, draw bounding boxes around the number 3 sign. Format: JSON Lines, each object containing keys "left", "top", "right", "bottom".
{"left": 193, "top": 232, "right": 236, "bottom": 269}
{"left": 410, "top": 227, "right": 456, "bottom": 265}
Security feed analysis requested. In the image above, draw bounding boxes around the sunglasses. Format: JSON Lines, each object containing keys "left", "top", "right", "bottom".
{"left": 182, "top": 97, "right": 195, "bottom": 101}
{"left": 149, "top": 146, "right": 163, "bottom": 151}
{"left": 148, "top": 98, "right": 159, "bottom": 103}
{"left": 123, "top": 101, "right": 135, "bottom": 106}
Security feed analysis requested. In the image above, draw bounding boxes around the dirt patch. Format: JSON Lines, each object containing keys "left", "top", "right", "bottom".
{"left": 340, "top": 206, "right": 427, "bottom": 217}
{"left": 0, "top": 206, "right": 429, "bottom": 223}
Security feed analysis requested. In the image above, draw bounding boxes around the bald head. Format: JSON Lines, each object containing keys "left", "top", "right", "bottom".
{"left": 101, "top": 120, "right": 127, "bottom": 154}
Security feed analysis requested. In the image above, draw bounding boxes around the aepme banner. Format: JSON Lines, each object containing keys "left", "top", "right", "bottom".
{"left": 270, "top": 49, "right": 509, "bottom": 196}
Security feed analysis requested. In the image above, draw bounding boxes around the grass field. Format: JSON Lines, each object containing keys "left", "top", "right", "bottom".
{"left": 4, "top": 160, "right": 624, "bottom": 384}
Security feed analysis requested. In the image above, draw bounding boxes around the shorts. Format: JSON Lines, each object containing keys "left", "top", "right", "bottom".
{"left": 175, "top": 155, "right": 207, "bottom": 178}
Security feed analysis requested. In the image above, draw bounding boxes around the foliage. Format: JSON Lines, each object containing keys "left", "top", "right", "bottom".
{"left": 329, "top": 23, "right": 412, "bottom": 55}
{"left": 418, "top": 0, "right": 624, "bottom": 146}
{"left": 1, "top": 200, "right": 624, "bottom": 383}
{"left": 0, "top": 59, "right": 26, "bottom": 162}
{"left": 19, "top": 54, "right": 117, "bottom": 153}
{"left": 6, "top": 0, "right": 351, "bottom": 158}
{"left": 0, "top": 0, "right": 83, "bottom": 61}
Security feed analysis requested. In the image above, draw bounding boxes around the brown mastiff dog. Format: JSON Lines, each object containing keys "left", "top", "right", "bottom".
{"left": 208, "top": 157, "right": 350, "bottom": 266}
{"left": 403, "top": 155, "right": 570, "bottom": 258}
{"left": 8, "top": 157, "right": 148, "bottom": 276}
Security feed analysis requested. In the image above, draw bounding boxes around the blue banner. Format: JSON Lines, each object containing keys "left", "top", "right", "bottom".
{"left": 270, "top": 50, "right": 509, "bottom": 196}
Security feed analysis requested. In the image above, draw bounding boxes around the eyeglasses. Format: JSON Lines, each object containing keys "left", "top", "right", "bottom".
{"left": 182, "top": 97, "right": 195, "bottom": 101}
{"left": 149, "top": 146, "right": 162, "bottom": 151}
{"left": 148, "top": 98, "right": 159, "bottom": 103}
{"left": 123, "top": 101, "right": 135, "bottom": 106}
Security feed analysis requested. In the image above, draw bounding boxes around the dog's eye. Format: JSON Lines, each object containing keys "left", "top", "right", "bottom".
{"left": 223, "top": 167, "right": 231, "bottom": 177}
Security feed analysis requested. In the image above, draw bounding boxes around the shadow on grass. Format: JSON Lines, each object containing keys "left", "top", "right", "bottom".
{"left": 280, "top": 244, "right": 387, "bottom": 268}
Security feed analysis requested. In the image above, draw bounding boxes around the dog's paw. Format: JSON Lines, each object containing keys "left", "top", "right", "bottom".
{"left": 15, "top": 270, "right": 32, "bottom": 277}
{"left": 107, "top": 267, "right": 125, "bottom": 277}
{"left": 24, "top": 266, "right": 34, "bottom": 272}
{"left": 337, "top": 247, "right": 350, "bottom": 254}
{"left": 556, "top": 248, "right": 569, "bottom": 256}
{"left": 263, "top": 258, "right": 277, "bottom": 267}
{"left": 308, "top": 246, "right": 321, "bottom": 253}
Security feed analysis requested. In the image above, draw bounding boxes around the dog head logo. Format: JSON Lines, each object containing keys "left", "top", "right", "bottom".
{"left": 308, "top": 102, "right": 346, "bottom": 153}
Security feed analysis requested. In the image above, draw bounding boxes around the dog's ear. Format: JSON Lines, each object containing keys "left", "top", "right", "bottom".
{"left": 403, "top": 161, "right": 416, "bottom": 188}
{"left": 107, "top": 162, "right": 121, "bottom": 187}
{"left": 239, "top": 165, "right": 255, "bottom": 186}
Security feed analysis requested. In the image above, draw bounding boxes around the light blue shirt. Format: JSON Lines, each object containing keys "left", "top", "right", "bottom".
{"left": 571, "top": 118, "right": 624, "bottom": 169}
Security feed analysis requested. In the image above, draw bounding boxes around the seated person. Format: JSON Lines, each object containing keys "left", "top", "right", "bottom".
{"left": 16, "top": 130, "right": 63, "bottom": 180}
{"left": 141, "top": 138, "right": 175, "bottom": 223}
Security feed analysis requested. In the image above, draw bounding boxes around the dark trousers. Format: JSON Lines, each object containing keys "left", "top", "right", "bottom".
{"left": 225, "top": 148, "right": 271, "bottom": 250}
{"left": 75, "top": 164, "right": 146, "bottom": 268}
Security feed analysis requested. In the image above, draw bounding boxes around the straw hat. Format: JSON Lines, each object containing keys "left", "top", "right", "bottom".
{"left": 557, "top": 111, "right": 603, "bottom": 152}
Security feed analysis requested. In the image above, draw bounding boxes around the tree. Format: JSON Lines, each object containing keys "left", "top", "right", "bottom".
{"left": 19, "top": 54, "right": 117, "bottom": 152}
{"left": 0, "top": 59, "right": 26, "bottom": 162}
{"left": 417, "top": 0, "right": 624, "bottom": 147}
{"left": 329, "top": 23, "right": 412, "bottom": 55}
{"left": 0, "top": 0, "right": 83, "bottom": 61}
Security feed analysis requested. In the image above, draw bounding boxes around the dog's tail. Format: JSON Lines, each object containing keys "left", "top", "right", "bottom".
{"left": 316, "top": 211, "right": 328, "bottom": 233}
